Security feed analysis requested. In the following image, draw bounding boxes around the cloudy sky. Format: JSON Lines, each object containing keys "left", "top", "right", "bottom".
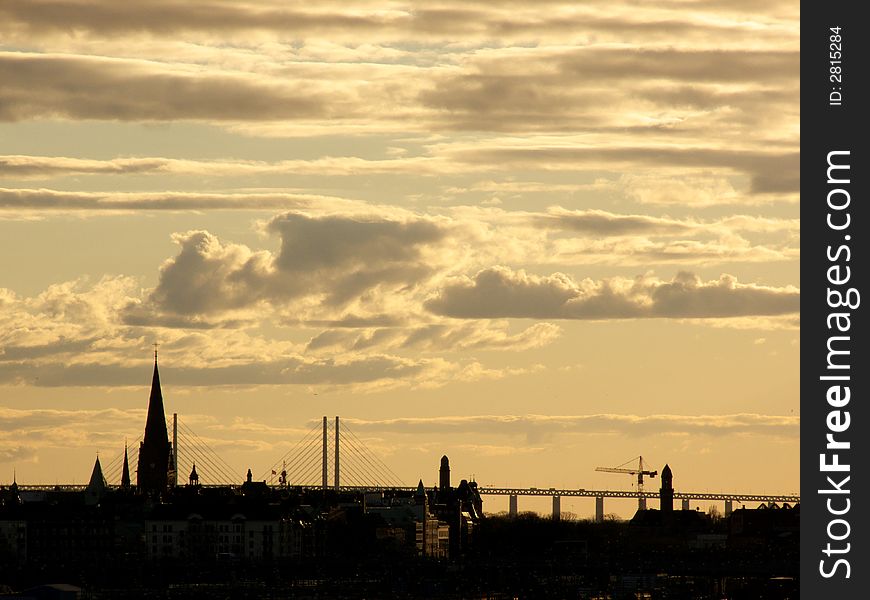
{"left": 0, "top": 1, "right": 798, "bottom": 515}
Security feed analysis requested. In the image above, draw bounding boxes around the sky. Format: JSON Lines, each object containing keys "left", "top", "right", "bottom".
{"left": 0, "top": 1, "right": 799, "bottom": 518}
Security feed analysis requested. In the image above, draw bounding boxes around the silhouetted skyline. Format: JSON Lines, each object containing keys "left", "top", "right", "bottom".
{"left": 0, "top": 1, "right": 799, "bottom": 518}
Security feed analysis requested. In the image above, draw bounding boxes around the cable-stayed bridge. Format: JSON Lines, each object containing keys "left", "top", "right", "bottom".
{"left": 20, "top": 414, "right": 800, "bottom": 522}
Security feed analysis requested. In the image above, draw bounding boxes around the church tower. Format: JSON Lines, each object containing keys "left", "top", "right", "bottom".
{"left": 138, "top": 349, "right": 170, "bottom": 495}
{"left": 439, "top": 455, "right": 451, "bottom": 492}
{"left": 660, "top": 463, "right": 673, "bottom": 513}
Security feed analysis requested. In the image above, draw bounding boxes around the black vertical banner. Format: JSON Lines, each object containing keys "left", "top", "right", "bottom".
{"left": 802, "top": 2, "right": 868, "bottom": 596}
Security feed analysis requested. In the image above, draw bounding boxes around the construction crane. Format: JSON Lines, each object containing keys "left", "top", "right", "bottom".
{"left": 596, "top": 456, "right": 658, "bottom": 511}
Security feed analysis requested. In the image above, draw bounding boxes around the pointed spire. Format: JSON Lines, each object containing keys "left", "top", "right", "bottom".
{"left": 189, "top": 463, "right": 199, "bottom": 486}
{"left": 143, "top": 352, "right": 169, "bottom": 447}
{"left": 121, "top": 442, "right": 131, "bottom": 488}
{"left": 85, "top": 455, "right": 107, "bottom": 504}
{"left": 6, "top": 469, "right": 21, "bottom": 505}
{"left": 89, "top": 455, "right": 107, "bottom": 487}
{"left": 138, "top": 350, "right": 170, "bottom": 494}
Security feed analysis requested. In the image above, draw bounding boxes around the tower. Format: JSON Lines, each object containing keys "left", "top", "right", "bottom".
{"left": 439, "top": 455, "right": 451, "bottom": 492}
{"left": 415, "top": 479, "right": 429, "bottom": 556}
{"left": 138, "top": 349, "right": 170, "bottom": 495}
{"left": 189, "top": 463, "right": 199, "bottom": 487}
{"left": 85, "top": 455, "right": 107, "bottom": 505}
{"left": 121, "top": 443, "right": 131, "bottom": 489}
{"left": 660, "top": 463, "right": 673, "bottom": 513}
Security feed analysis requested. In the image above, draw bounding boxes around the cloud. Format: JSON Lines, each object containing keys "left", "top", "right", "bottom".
{"left": 0, "top": 2, "right": 409, "bottom": 38}
{"left": 0, "top": 354, "right": 442, "bottom": 388}
{"left": 0, "top": 274, "right": 456, "bottom": 391}
{"left": 0, "top": 187, "right": 355, "bottom": 214}
{"left": 0, "top": 1, "right": 797, "bottom": 42}
{"left": 141, "top": 213, "right": 449, "bottom": 319}
{"left": 0, "top": 52, "right": 335, "bottom": 122}
{"left": 0, "top": 154, "right": 450, "bottom": 179}
{"left": 0, "top": 406, "right": 143, "bottom": 431}
{"left": 337, "top": 413, "right": 800, "bottom": 440}
{"left": 533, "top": 208, "right": 694, "bottom": 235}
{"left": 0, "top": 406, "right": 144, "bottom": 464}
{"left": 306, "top": 321, "right": 561, "bottom": 353}
{"left": 534, "top": 208, "right": 795, "bottom": 237}
{"left": 448, "top": 145, "right": 799, "bottom": 194}
{"left": 0, "top": 34, "right": 797, "bottom": 142}
{"left": 269, "top": 212, "right": 447, "bottom": 304}
{"left": 523, "top": 209, "right": 798, "bottom": 265}
{"left": 0, "top": 276, "right": 141, "bottom": 361}
{"left": 0, "top": 445, "right": 38, "bottom": 464}
{"left": 426, "top": 268, "right": 799, "bottom": 320}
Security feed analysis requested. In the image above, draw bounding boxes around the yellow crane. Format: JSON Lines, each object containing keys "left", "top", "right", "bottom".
{"left": 595, "top": 456, "right": 658, "bottom": 510}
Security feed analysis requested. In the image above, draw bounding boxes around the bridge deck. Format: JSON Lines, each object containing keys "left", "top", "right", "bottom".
{"left": 14, "top": 484, "right": 798, "bottom": 503}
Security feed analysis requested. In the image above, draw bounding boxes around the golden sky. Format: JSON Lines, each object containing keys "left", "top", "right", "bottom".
{"left": 0, "top": 1, "right": 799, "bottom": 516}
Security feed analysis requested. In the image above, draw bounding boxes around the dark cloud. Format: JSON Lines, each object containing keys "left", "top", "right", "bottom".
{"left": 0, "top": 1, "right": 407, "bottom": 36}
{"left": 142, "top": 213, "right": 448, "bottom": 317}
{"left": 0, "top": 188, "right": 334, "bottom": 212}
{"left": 0, "top": 1, "right": 795, "bottom": 40}
{"left": 0, "top": 53, "right": 332, "bottom": 122}
{"left": 553, "top": 48, "right": 797, "bottom": 83}
{"left": 147, "top": 231, "right": 276, "bottom": 315}
{"left": 0, "top": 338, "right": 100, "bottom": 361}
{"left": 533, "top": 209, "right": 694, "bottom": 235}
{"left": 425, "top": 267, "right": 799, "bottom": 320}
{"left": 269, "top": 212, "right": 446, "bottom": 305}
{"left": 420, "top": 47, "right": 797, "bottom": 134}
{"left": 0, "top": 155, "right": 172, "bottom": 177}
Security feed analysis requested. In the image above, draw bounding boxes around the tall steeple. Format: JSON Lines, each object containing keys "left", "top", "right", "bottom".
{"left": 138, "top": 348, "right": 170, "bottom": 494}
{"left": 144, "top": 347, "right": 169, "bottom": 448}
{"left": 85, "top": 455, "right": 107, "bottom": 505}
{"left": 121, "top": 442, "right": 131, "bottom": 489}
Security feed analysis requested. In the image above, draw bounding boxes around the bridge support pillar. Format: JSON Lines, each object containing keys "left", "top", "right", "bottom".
{"left": 509, "top": 494, "right": 518, "bottom": 518}
{"left": 638, "top": 496, "right": 647, "bottom": 511}
{"left": 321, "top": 416, "right": 328, "bottom": 490}
{"left": 725, "top": 499, "right": 733, "bottom": 516}
{"left": 681, "top": 498, "right": 690, "bottom": 511}
{"left": 552, "top": 495, "right": 561, "bottom": 521}
{"left": 595, "top": 496, "right": 604, "bottom": 522}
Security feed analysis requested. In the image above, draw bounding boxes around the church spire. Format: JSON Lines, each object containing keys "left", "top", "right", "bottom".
{"left": 85, "top": 454, "right": 107, "bottom": 505}
{"left": 143, "top": 350, "right": 168, "bottom": 449}
{"left": 138, "top": 348, "right": 170, "bottom": 494}
{"left": 121, "top": 441, "right": 131, "bottom": 489}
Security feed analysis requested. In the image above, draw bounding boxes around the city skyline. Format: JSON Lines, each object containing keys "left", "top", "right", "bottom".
{"left": 0, "top": 1, "right": 799, "bottom": 517}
